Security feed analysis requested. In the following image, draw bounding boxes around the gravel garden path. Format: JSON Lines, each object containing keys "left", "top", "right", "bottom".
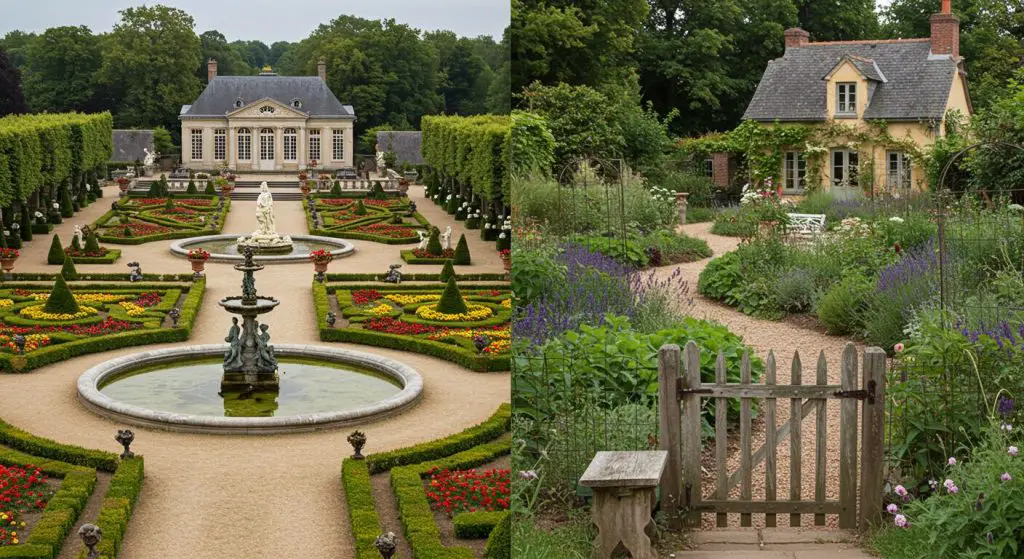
{"left": 0, "top": 185, "right": 509, "bottom": 558}
{"left": 658, "top": 223, "right": 874, "bottom": 543}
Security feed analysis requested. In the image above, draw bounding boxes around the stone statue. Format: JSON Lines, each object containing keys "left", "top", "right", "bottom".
{"left": 78, "top": 524, "right": 102, "bottom": 559}
{"left": 441, "top": 226, "right": 453, "bottom": 251}
{"left": 241, "top": 270, "right": 257, "bottom": 303}
{"left": 142, "top": 148, "right": 157, "bottom": 168}
{"left": 382, "top": 264, "right": 403, "bottom": 284}
{"left": 127, "top": 262, "right": 142, "bottom": 282}
{"left": 416, "top": 230, "right": 429, "bottom": 250}
{"left": 237, "top": 182, "right": 292, "bottom": 251}
{"left": 224, "top": 317, "right": 243, "bottom": 370}
{"left": 73, "top": 225, "right": 84, "bottom": 247}
{"left": 256, "top": 323, "right": 277, "bottom": 372}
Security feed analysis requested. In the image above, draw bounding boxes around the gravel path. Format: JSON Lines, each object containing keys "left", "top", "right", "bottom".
{"left": 657, "top": 223, "right": 868, "bottom": 529}
{"left": 0, "top": 185, "right": 510, "bottom": 558}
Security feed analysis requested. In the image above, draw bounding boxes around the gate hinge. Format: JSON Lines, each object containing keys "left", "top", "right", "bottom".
{"left": 834, "top": 380, "right": 876, "bottom": 405}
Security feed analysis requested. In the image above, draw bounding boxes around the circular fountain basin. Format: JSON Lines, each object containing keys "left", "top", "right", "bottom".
{"left": 77, "top": 345, "right": 423, "bottom": 434}
{"left": 170, "top": 235, "right": 354, "bottom": 263}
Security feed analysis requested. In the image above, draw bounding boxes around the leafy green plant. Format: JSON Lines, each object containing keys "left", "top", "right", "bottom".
{"left": 815, "top": 274, "right": 873, "bottom": 335}
{"left": 510, "top": 243, "right": 564, "bottom": 307}
{"left": 775, "top": 268, "right": 814, "bottom": 313}
{"left": 43, "top": 275, "right": 79, "bottom": 314}
{"left": 47, "top": 234, "right": 64, "bottom": 265}
{"left": 573, "top": 235, "right": 648, "bottom": 268}
{"left": 454, "top": 234, "right": 471, "bottom": 265}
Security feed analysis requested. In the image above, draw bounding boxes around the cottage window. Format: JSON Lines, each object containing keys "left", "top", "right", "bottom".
{"left": 213, "top": 129, "right": 226, "bottom": 161}
{"left": 332, "top": 130, "right": 344, "bottom": 161}
{"left": 190, "top": 129, "right": 203, "bottom": 161}
{"left": 704, "top": 158, "right": 714, "bottom": 178}
{"left": 783, "top": 152, "right": 807, "bottom": 191}
{"left": 309, "top": 129, "right": 321, "bottom": 161}
{"left": 260, "top": 128, "right": 275, "bottom": 160}
{"left": 888, "top": 152, "right": 912, "bottom": 190}
{"left": 836, "top": 83, "right": 857, "bottom": 116}
{"left": 237, "top": 128, "right": 252, "bottom": 161}
{"left": 831, "top": 149, "right": 859, "bottom": 187}
{"left": 283, "top": 128, "right": 297, "bottom": 161}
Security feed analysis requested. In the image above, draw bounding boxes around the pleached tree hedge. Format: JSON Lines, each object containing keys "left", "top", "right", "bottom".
{"left": 421, "top": 115, "right": 511, "bottom": 210}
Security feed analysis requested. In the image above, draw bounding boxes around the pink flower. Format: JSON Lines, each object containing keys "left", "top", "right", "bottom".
{"left": 894, "top": 514, "right": 908, "bottom": 528}
{"left": 948, "top": 457, "right": 957, "bottom": 466}
{"left": 943, "top": 479, "right": 955, "bottom": 490}
{"left": 894, "top": 485, "right": 907, "bottom": 497}
{"left": 1002, "top": 472, "right": 1012, "bottom": 482}
{"left": 949, "top": 485, "right": 959, "bottom": 494}
{"left": 1009, "top": 446, "right": 1019, "bottom": 457}
{"left": 887, "top": 503, "right": 899, "bottom": 514}
{"left": 894, "top": 343, "right": 904, "bottom": 353}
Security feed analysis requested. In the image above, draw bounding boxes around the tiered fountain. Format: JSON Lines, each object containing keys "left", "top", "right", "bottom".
{"left": 219, "top": 247, "right": 281, "bottom": 391}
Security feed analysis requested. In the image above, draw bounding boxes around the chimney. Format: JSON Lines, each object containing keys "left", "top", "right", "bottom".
{"left": 931, "top": 0, "right": 960, "bottom": 58}
{"left": 784, "top": 28, "right": 810, "bottom": 49}
{"left": 317, "top": 59, "right": 326, "bottom": 81}
{"left": 207, "top": 58, "right": 217, "bottom": 82}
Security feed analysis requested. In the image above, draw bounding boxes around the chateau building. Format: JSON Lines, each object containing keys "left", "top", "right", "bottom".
{"left": 179, "top": 59, "right": 356, "bottom": 172}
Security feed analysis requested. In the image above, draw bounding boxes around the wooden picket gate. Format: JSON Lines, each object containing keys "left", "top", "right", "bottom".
{"left": 657, "top": 341, "right": 886, "bottom": 532}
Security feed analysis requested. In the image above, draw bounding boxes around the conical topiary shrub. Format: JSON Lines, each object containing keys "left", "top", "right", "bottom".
{"left": 186, "top": 179, "right": 198, "bottom": 194}
{"left": 204, "top": 179, "right": 216, "bottom": 195}
{"left": 84, "top": 232, "right": 101, "bottom": 253}
{"left": 354, "top": 200, "right": 367, "bottom": 216}
{"left": 330, "top": 180, "right": 342, "bottom": 196}
{"left": 435, "top": 277, "right": 469, "bottom": 315}
{"left": 426, "top": 228, "right": 442, "bottom": 256}
{"left": 60, "top": 185, "right": 74, "bottom": 218}
{"left": 43, "top": 274, "right": 80, "bottom": 315}
{"left": 440, "top": 260, "right": 456, "bottom": 283}
{"left": 122, "top": 226, "right": 133, "bottom": 238}
{"left": 164, "top": 196, "right": 174, "bottom": 210}
{"left": 60, "top": 254, "right": 78, "bottom": 280}
{"left": 20, "top": 210, "right": 31, "bottom": 241}
{"left": 47, "top": 234, "right": 65, "bottom": 265}
{"left": 71, "top": 235, "right": 81, "bottom": 251}
{"left": 453, "top": 234, "right": 471, "bottom": 265}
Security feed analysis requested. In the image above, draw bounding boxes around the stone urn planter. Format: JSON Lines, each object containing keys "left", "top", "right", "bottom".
{"left": 0, "top": 249, "right": 19, "bottom": 275}
{"left": 310, "top": 249, "right": 333, "bottom": 282}
{"left": 187, "top": 248, "right": 210, "bottom": 277}
{"left": 117, "top": 178, "right": 131, "bottom": 195}
{"left": 300, "top": 181, "right": 312, "bottom": 198}
{"left": 500, "top": 249, "right": 511, "bottom": 274}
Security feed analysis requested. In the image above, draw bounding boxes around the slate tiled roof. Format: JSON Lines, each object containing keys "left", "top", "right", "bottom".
{"left": 181, "top": 76, "right": 354, "bottom": 119}
{"left": 376, "top": 131, "right": 424, "bottom": 166}
{"left": 743, "top": 40, "right": 959, "bottom": 122}
{"left": 111, "top": 129, "right": 153, "bottom": 163}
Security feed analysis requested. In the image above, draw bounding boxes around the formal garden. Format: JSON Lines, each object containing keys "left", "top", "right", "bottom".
{"left": 304, "top": 186, "right": 432, "bottom": 244}
{"left": 90, "top": 189, "right": 231, "bottom": 244}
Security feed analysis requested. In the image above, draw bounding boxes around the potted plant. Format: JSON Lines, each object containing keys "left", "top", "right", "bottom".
{"left": 0, "top": 248, "right": 19, "bottom": 273}
{"left": 298, "top": 171, "right": 309, "bottom": 181}
{"left": 214, "top": 176, "right": 233, "bottom": 198}
{"left": 116, "top": 176, "right": 131, "bottom": 195}
{"left": 300, "top": 180, "right": 313, "bottom": 198}
{"left": 187, "top": 248, "right": 211, "bottom": 275}
{"left": 499, "top": 249, "right": 511, "bottom": 273}
{"left": 318, "top": 173, "right": 332, "bottom": 191}
{"left": 309, "top": 249, "right": 333, "bottom": 273}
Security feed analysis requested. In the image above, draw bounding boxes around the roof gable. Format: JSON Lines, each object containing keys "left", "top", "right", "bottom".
{"left": 744, "top": 41, "right": 958, "bottom": 122}
{"left": 181, "top": 76, "right": 354, "bottom": 119}
{"left": 227, "top": 97, "right": 308, "bottom": 119}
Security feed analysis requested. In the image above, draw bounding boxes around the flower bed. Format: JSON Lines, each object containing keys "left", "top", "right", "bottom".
{"left": 92, "top": 196, "right": 230, "bottom": 244}
{"left": 305, "top": 197, "right": 430, "bottom": 244}
{"left": 426, "top": 467, "right": 510, "bottom": 516}
{"left": 316, "top": 283, "right": 511, "bottom": 371}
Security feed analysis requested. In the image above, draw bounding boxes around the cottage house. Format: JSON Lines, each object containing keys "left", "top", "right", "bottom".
{"left": 741, "top": 0, "right": 971, "bottom": 196}
{"left": 179, "top": 60, "right": 356, "bottom": 173}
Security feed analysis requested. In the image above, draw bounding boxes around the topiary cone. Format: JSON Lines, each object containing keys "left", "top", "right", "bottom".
{"left": 43, "top": 274, "right": 80, "bottom": 315}
{"left": 71, "top": 235, "right": 82, "bottom": 251}
{"left": 60, "top": 254, "right": 78, "bottom": 280}
{"left": 47, "top": 234, "right": 65, "bottom": 265}
{"left": 354, "top": 200, "right": 367, "bottom": 215}
{"left": 84, "top": 232, "right": 101, "bottom": 253}
{"left": 186, "top": 179, "right": 198, "bottom": 194}
{"left": 435, "top": 277, "right": 469, "bottom": 315}
{"left": 426, "top": 227, "right": 443, "bottom": 256}
{"left": 453, "top": 234, "right": 471, "bottom": 265}
{"left": 440, "top": 260, "right": 456, "bottom": 282}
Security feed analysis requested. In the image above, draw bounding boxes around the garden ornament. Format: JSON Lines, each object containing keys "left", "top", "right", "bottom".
{"left": 326, "top": 312, "right": 337, "bottom": 327}
{"left": 168, "top": 307, "right": 180, "bottom": 327}
{"left": 348, "top": 430, "right": 367, "bottom": 460}
{"left": 416, "top": 230, "right": 429, "bottom": 250}
{"left": 382, "top": 264, "right": 403, "bottom": 284}
{"left": 78, "top": 524, "right": 102, "bottom": 559}
{"left": 373, "top": 532, "right": 397, "bottom": 559}
{"left": 12, "top": 334, "right": 25, "bottom": 355}
{"left": 441, "top": 226, "right": 452, "bottom": 250}
{"left": 115, "top": 429, "right": 135, "bottom": 459}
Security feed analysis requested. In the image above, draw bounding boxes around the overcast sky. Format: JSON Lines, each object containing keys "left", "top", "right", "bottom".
{"left": 0, "top": 0, "right": 509, "bottom": 42}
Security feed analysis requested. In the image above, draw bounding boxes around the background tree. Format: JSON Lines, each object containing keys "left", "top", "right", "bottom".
{"left": 23, "top": 26, "right": 102, "bottom": 113}
{"left": 794, "top": 0, "right": 879, "bottom": 42}
{"left": 425, "top": 30, "right": 492, "bottom": 115}
{"left": 97, "top": 5, "right": 202, "bottom": 136}
{"left": 230, "top": 39, "right": 271, "bottom": 69}
{"left": 0, "top": 31, "right": 36, "bottom": 69}
{"left": 196, "top": 30, "right": 254, "bottom": 80}
{"left": 0, "top": 48, "right": 28, "bottom": 116}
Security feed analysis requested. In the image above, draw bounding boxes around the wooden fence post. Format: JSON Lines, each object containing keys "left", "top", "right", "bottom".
{"left": 657, "top": 344, "right": 682, "bottom": 531}
{"left": 859, "top": 347, "right": 887, "bottom": 531}
{"left": 838, "top": 343, "right": 859, "bottom": 530}
{"left": 682, "top": 341, "right": 703, "bottom": 527}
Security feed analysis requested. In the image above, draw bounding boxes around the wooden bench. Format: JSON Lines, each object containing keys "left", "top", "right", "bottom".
{"left": 579, "top": 450, "right": 667, "bottom": 559}
{"left": 785, "top": 213, "right": 826, "bottom": 243}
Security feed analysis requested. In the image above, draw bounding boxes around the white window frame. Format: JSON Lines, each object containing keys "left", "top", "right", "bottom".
{"left": 283, "top": 128, "right": 297, "bottom": 161}
{"left": 259, "top": 128, "right": 275, "bottom": 160}
{"left": 831, "top": 149, "right": 860, "bottom": 187}
{"left": 308, "top": 130, "right": 321, "bottom": 162}
{"left": 237, "top": 128, "right": 251, "bottom": 161}
{"left": 783, "top": 151, "right": 807, "bottom": 192}
{"left": 836, "top": 83, "right": 857, "bottom": 116}
{"left": 213, "top": 129, "right": 226, "bottom": 161}
{"left": 190, "top": 129, "right": 203, "bottom": 161}
{"left": 887, "top": 151, "right": 912, "bottom": 190}
{"left": 332, "top": 130, "right": 344, "bottom": 161}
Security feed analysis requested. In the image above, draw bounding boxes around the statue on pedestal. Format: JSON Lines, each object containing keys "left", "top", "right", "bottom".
{"left": 237, "top": 182, "right": 293, "bottom": 252}
{"left": 255, "top": 323, "right": 278, "bottom": 372}
{"left": 224, "top": 317, "right": 243, "bottom": 370}
{"left": 441, "top": 226, "right": 452, "bottom": 251}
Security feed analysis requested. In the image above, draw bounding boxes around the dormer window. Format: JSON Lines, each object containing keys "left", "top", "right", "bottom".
{"left": 259, "top": 105, "right": 275, "bottom": 115}
{"left": 234, "top": 98, "right": 244, "bottom": 109}
{"left": 291, "top": 98, "right": 302, "bottom": 109}
{"left": 836, "top": 83, "right": 857, "bottom": 116}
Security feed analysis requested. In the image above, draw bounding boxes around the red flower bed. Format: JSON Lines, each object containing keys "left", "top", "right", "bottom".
{"left": 363, "top": 317, "right": 438, "bottom": 336}
{"left": 134, "top": 292, "right": 161, "bottom": 307}
{"left": 106, "top": 221, "right": 174, "bottom": 237}
{"left": 354, "top": 223, "right": 417, "bottom": 239}
{"left": 64, "top": 247, "right": 110, "bottom": 258}
{"left": 0, "top": 464, "right": 51, "bottom": 512}
{"left": 425, "top": 468, "right": 510, "bottom": 516}
{"left": 131, "top": 198, "right": 213, "bottom": 207}
{"left": 0, "top": 317, "right": 145, "bottom": 337}
{"left": 351, "top": 290, "right": 382, "bottom": 305}
{"left": 477, "top": 290, "right": 502, "bottom": 297}
{"left": 412, "top": 248, "right": 456, "bottom": 259}
{"left": 362, "top": 199, "right": 404, "bottom": 208}
{"left": 320, "top": 199, "right": 353, "bottom": 207}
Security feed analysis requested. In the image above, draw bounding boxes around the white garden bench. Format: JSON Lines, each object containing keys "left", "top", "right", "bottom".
{"left": 579, "top": 450, "right": 667, "bottom": 559}
{"left": 786, "top": 213, "right": 827, "bottom": 243}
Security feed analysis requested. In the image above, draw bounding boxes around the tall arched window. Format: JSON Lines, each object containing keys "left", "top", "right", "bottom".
{"left": 283, "top": 128, "right": 297, "bottom": 161}
{"left": 308, "top": 129, "right": 321, "bottom": 162}
{"left": 237, "top": 128, "right": 251, "bottom": 161}
{"left": 260, "top": 128, "right": 275, "bottom": 160}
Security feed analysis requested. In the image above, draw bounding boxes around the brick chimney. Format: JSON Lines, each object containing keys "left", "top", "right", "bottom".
{"left": 207, "top": 58, "right": 217, "bottom": 82}
{"left": 784, "top": 28, "right": 810, "bottom": 49}
{"left": 930, "top": 0, "right": 960, "bottom": 58}
{"left": 317, "top": 59, "right": 326, "bottom": 81}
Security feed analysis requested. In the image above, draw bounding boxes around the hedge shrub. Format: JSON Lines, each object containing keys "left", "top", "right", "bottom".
{"left": 0, "top": 418, "right": 119, "bottom": 471}
{"left": 59, "top": 256, "right": 77, "bottom": 280}
{"left": 42, "top": 275, "right": 79, "bottom": 314}
{"left": 483, "top": 512, "right": 510, "bottom": 559}
{"left": 79, "top": 457, "right": 144, "bottom": 559}
{"left": 453, "top": 234, "right": 471, "bottom": 265}
{"left": 453, "top": 511, "right": 505, "bottom": 539}
{"left": 46, "top": 235, "right": 63, "bottom": 265}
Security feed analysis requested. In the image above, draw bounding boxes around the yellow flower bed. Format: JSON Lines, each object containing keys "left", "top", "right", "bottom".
{"left": 384, "top": 294, "right": 442, "bottom": 305}
{"left": 366, "top": 303, "right": 394, "bottom": 316}
{"left": 429, "top": 326, "right": 511, "bottom": 340}
{"left": 20, "top": 305, "right": 99, "bottom": 321}
{"left": 0, "top": 299, "right": 12, "bottom": 308}
{"left": 118, "top": 301, "right": 146, "bottom": 317}
{"left": 483, "top": 339, "right": 511, "bottom": 354}
{"left": 415, "top": 303, "right": 493, "bottom": 322}
{"left": 25, "top": 292, "right": 128, "bottom": 304}
{"left": 500, "top": 299, "right": 511, "bottom": 309}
